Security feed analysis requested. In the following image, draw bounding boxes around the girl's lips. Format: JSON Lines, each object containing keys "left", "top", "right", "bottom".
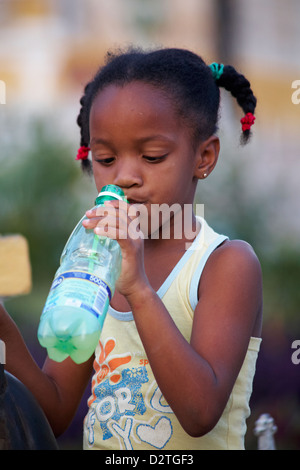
{"left": 127, "top": 199, "right": 147, "bottom": 205}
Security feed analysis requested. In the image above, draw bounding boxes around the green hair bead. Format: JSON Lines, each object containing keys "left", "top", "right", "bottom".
{"left": 209, "top": 62, "right": 224, "bottom": 81}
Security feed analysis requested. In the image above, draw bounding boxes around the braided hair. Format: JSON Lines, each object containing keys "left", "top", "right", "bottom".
{"left": 76, "top": 47, "right": 257, "bottom": 173}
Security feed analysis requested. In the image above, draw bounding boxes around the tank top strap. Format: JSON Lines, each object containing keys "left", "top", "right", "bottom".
{"left": 156, "top": 228, "right": 203, "bottom": 299}
{"left": 189, "top": 233, "right": 228, "bottom": 311}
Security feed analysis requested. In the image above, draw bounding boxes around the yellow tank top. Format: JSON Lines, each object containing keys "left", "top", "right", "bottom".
{"left": 83, "top": 217, "right": 261, "bottom": 450}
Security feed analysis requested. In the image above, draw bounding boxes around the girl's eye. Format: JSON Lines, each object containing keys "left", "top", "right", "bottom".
{"left": 95, "top": 156, "right": 115, "bottom": 165}
{"left": 143, "top": 154, "right": 167, "bottom": 163}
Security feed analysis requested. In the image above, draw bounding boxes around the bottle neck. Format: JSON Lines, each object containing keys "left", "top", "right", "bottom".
{"left": 96, "top": 191, "right": 125, "bottom": 205}
{"left": 95, "top": 185, "right": 126, "bottom": 206}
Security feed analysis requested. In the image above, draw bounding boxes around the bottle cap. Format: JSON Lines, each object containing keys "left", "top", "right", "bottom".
{"left": 95, "top": 185, "right": 126, "bottom": 205}
{"left": 0, "top": 340, "right": 6, "bottom": 364}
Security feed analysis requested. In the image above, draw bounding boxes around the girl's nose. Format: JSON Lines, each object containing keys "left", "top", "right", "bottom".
{"left": 113, "top": 159, "right": 143, "bottom": 189}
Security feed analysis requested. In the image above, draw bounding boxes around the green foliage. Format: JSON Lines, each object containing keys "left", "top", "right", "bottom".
{"left": 0, "top": 120, "right": 95, "bottom": 283}
{"left": 261, "top": 248, "right": 300, "bottom": 327}
{"left": 0, "top": 119, "right": 95, "bottom": 324}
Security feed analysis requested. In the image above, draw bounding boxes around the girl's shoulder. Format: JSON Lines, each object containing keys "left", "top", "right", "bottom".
{"left": 211, "top": 238, "right": 260, "bottom": 267}
{"left": 197, "top": 238, "right": 263, "bottom": 338}
{"left": 200, "top": 238, "right": 262, "bottom": 294}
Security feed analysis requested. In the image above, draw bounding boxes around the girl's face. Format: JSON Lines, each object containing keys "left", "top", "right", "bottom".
{"left": 89, "top": 81, "right": 200, "bottom": 213}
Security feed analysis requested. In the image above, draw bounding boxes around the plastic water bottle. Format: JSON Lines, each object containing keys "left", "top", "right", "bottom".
{"left": 37, "top": 185, "right": 125, "bottom": 364}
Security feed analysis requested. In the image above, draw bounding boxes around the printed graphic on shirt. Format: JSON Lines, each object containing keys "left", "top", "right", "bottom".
{"left": 88, "top": 337, "right": 132, "bottom": 407}
{"left": 85, "top": 337, "right": 173, "bottom": 450}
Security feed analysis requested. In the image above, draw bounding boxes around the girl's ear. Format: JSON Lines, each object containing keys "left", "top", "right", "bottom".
{"left": 193, "top": 135, "right": 220, "bottom": 180}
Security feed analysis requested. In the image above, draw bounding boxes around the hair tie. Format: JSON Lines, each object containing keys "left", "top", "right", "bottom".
{"left": 76, "top": 145, "right": 90, "bottom": 160}
{"left": 240, "top": 112, "right": 256, "bottom": 132}
{"left": 209, "top": 62, "right": 224, "bottom": 81}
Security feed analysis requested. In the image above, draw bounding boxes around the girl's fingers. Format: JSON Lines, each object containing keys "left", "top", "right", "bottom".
{"left": 83, "top": 202, "right": 123, "bottom": 227}
{"left": 83, "top": 200, "right": 143, "bottom": 240}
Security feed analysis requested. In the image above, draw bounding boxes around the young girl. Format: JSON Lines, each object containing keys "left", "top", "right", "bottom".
{"left": 0, "top": 47, "right": 262, "bottom": 450}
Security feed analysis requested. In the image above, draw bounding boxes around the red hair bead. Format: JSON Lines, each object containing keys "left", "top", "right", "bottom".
{"left": 76, "top": 146, "right": 90, "bottom": 160}
{"left": 240, "top": 113, "right": 256, "bottom": 132}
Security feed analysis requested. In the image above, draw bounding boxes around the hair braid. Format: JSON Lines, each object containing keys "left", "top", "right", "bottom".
{"left": 77, "top": 83, "right": 93, "bottom": 173}
{"left": 216, "top": 65, "right": 257, "bottom": 144}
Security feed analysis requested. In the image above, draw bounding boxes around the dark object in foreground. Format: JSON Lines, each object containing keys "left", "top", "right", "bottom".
{"left": 0, "top": 341, "right": 58, "bottom": 450}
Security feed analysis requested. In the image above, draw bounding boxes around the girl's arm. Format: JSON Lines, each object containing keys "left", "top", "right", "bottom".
{"left": 126, "top": 240, "right": 262, "bottom": 437}
{"left": 85, "top": 201, "right": 263, "bottom": 437}
{"left": 0, "top": 303, "right": 93, "bottom": 436}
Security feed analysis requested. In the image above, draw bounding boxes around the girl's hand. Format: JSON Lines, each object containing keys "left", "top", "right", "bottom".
{"left": 82, "top": 200, "right": 150, "bottom": 300}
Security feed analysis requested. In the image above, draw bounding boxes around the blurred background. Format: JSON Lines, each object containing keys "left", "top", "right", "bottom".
{"left": 0, "top": 0, "right": 300, "bottom": 450}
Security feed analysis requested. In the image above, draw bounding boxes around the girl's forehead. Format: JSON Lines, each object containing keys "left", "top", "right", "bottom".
{"left": 91, "top": 81, "right": 174, "bottom": 116}
{"left": 89, "top": 81, "right": 182, "bottom": 135}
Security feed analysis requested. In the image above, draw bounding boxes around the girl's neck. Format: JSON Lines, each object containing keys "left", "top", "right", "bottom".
{"left": 144, "top": 210, "right": 200, "bottom": 251}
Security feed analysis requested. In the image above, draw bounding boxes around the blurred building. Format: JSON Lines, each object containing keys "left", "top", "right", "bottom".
{"left": 0, "top": 0, "right": 217, "bottom": 110}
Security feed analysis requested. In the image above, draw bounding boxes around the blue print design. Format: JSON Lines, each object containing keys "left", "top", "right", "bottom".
{"left": 92, "top": 366, "right": 148, "bottom": 440}
{"left": 136, "top": 416, "right": 173, "bottom": 449}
